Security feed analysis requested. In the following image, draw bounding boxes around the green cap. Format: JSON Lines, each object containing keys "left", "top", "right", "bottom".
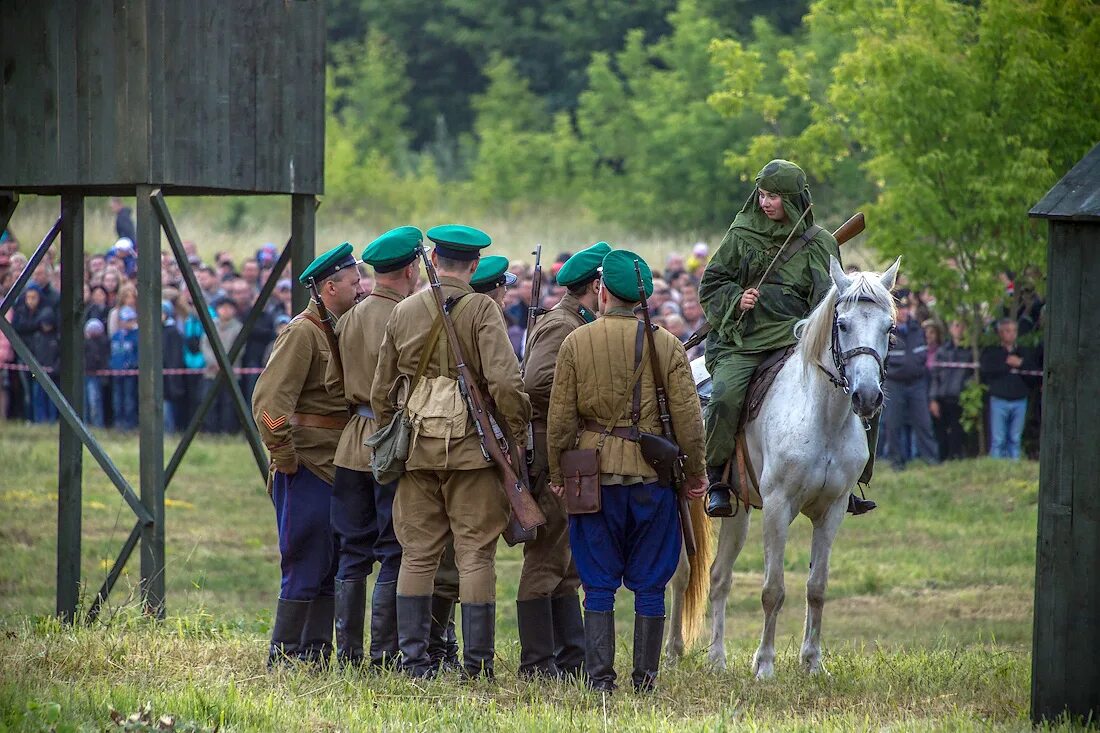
{"left": 556, "top": 241, "right": 612, "bottom": 287}
{"left": 471, "top": 255, "right": 517, "bottom": 294}
{"left": 426, "top": 224, "right": 491, "bottom": 261}
{"left": 362, "top": 226, "right": 422, "bottom": 273}
{"left": 601, "top": 249, "right": 653, "bottom": 303}
{"left": 299, "top": 242, "right": 357, "bottom": 286}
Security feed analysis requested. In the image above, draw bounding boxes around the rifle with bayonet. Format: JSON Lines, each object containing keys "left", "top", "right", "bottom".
{"left": 635, "top": 260, "right": 697, "bottom": 557}
{"left": 521, "top": 244, "right": 543, "bottom": 378}
{"left": 682, "top": 212, "right": 866, "bottom": 351}
{"left": 418, "top": 246, "right": 547, "bottom": 534}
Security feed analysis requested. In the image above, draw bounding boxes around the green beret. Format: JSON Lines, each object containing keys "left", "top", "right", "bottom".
{"left": 557, "top": 241, "right": 612, "bottom": 287}
{"left": 601, "top": 249, "right": 653, "bottom": 302}
{"left": 426, "top": 224, "right": 491, "bottom": 261}
{"left": 362, "top": 226, "right": 422, "bottom": 273}
{"left": 471, "top": 255, "right": 517, "bottom": 294}
{"left": 299, "top": 242, "right": 357, "bottom": 285}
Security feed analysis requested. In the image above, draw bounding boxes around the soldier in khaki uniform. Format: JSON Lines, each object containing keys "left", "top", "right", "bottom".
{"left": 547, "top": 249, "right": 707, "bottom": 693}
{"left": 371, "top": 225, "right": 532, "bottom": 679}
{"left": 253, "top": 243, "right": 364, "bottom": 668}
{"left": 516, "top": 241, "right": 609, "bottom": 678}
{"left": 470, "top": 255, "right": 517, "bottom": 306}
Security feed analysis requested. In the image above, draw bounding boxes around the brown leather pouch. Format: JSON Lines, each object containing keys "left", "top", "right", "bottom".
{"left": 560, "top": 448, "right": 601, "bottom": 515}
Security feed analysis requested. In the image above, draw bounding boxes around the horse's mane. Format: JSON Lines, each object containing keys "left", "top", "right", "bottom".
{"left": 794, "top": 270, "right": 897, "bottom": 375}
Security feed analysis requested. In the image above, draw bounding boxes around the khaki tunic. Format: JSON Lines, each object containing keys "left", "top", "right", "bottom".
{"left": 326, "top": 284, "right": 405, "bottom": 471}
{"left": 520, "top": 293, "right": 593, "bottom": 599}
{"left": 547, "top": 306, "right": 706, "bottom": 487}
{"left": 252, "top": 301, "right": 346, "bottom": 484}
{"left": 371, "top": 276, "right": 531, "bottom": 471}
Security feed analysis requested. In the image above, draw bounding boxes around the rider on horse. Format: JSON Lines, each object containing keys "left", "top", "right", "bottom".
{"left": 699, "top": 159, "right": 878, "bottom": 517}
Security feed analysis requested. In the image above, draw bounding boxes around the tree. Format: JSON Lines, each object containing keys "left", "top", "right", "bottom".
{"left": 804, "top": 0, "right": 1100, "bottom": 354}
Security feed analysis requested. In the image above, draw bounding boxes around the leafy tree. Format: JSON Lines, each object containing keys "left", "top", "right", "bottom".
{"left": 803, "top": 0, "right": 1100, "bottom": 356}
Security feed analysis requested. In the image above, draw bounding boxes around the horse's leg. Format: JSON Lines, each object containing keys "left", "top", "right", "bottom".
{"left": 752, "top": 500, "right": 794, "bottom": 680}
{"left": 707, "top": 511, "right": 751, "bottom": 669}
{"left": 665, "top": 544, "right": 690, "bottom": 661}
{"left": 800, "top": 498, "right": 847, "bottom": 674}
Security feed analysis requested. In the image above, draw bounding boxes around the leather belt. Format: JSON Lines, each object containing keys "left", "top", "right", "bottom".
{"left": 352, "top": 404, "right": 375, "bottom": 420}
{"left": 582, "top": 419, "right": 639, "bottom": 441}
{"left": 290, "top": 412, "right": 350, "bottom": 430}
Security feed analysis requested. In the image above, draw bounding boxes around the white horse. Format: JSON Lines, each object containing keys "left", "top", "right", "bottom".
{"left": 667, "top": 256, "right": 899, "bottom": 678}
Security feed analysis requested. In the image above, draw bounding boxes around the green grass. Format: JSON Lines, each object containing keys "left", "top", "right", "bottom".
{"left": 0, "top": 424, "right": 1066, "bottom": 731}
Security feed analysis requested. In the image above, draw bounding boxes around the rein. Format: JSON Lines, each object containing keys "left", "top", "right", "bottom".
{"left": 816, "top": 295, "right": 890, "bottom": 396}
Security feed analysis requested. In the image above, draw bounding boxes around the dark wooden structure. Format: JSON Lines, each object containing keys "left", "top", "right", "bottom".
{"left": 0, "top": 0, "right": 325, "bottom": 621}
{"left": 1028, "top": 141, "right": 1100, "bottom": 723}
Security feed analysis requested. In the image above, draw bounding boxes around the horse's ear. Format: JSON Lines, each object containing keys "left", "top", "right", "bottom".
{"left": 879, "top": 257, "right": 901, "bottom": 291}
{"left": 829, "top": 256, "right": 851, "bottom": 293}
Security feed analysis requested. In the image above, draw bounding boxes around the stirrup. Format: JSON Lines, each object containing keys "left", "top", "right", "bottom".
{"left": 847, "top": 493, "right": 877, "bottom": 515}
{"left": 705, "top": 486, "right": 734, "bottom": 518}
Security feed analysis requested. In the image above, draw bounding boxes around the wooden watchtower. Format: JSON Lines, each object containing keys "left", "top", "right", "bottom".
{"left": 1028, "top": 141, "right": 1100, "bottom": 723}
{"left": 0, "top": 0, "right": 325, "bottom": 620}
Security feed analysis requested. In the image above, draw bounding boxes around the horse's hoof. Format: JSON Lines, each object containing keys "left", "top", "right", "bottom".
{"left": 707, "top": 654, "right": 727, "bottom": 671}
{"left": 752, "top": 656, "right": 775, "bottom": 680}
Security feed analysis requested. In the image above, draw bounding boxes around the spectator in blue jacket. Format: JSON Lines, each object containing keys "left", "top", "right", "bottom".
{"left": 109, "top": 306, "right": 139, "bottom": 430}
{"left": 883, "top": 304, "right": 940, "bottom": 470}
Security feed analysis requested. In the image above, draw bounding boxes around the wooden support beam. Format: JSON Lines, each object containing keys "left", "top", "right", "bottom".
{"left": 136, "top": 184, "right": 166, "bottom": 619}
{"left": 0, "top": 191, "right": 17, "bottom": 235}
{"left": 57, "top": 193, "right": 84, "bottom": 623}
{"left": 0, "top": 216, "right": 61, "bottom": 318}
{"left": 290, "top": 195, "right": 316, "bottom": 314}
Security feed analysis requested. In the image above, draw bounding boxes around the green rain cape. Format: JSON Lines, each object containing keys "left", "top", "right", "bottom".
{"left": 698, "top": 159, "right": 841, "bottom": 355}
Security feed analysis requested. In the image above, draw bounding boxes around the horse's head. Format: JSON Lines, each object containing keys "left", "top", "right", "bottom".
{"left": 819, "top": 256, "right": 901, "bottom": 419}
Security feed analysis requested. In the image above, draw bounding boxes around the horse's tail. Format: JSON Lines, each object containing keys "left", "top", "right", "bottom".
{"left": 680, "top": 496, "right": 713, "bottom": 647}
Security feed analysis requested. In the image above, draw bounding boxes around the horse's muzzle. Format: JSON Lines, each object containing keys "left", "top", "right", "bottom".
{"left": 851, "top": 386, "right": 883, "bottom": 419}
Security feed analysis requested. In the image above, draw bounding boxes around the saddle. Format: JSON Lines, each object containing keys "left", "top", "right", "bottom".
{"left": 728, "top": 345, "right": 797, "bottom": 511}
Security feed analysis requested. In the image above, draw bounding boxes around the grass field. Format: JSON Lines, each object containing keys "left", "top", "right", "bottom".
{"left": 0, "top": 423, "right": 1072, "bottom": 731}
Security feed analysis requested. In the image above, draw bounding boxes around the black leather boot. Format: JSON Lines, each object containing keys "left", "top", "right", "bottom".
{"left": 300, "top": 595, "right": 335, "bottom": 671}
{"left": 705, "top": 464, "right": 734, "bottom": 517}
{"left": 268, "top": 598, "right": 310, "bottom": 668}
{"left": 460, "top": 602, "right": 496, "bottom": 680}
{"left": 427, "top": 596, "right": 460, "bottom": 673}
{"left": 369, "top": 580, "right": 399, "bottom": 669}
{"left": 397, "top": 594, "right": 435, "bottom": 678}
{"left": 584, "top": 610, "right": 617, "bottom": 692}
{"left": 847, "top": 493, "right": 877, "bottom": 515}
{"left": 517, "top": 597, "right": 558, "bottom": 678}
{"left": 630, "top": 615, "right": 665, "bottom": 693}
{"left": 334, "top": 579, "right": 367, "bottom": 668}
{"left": 551, "top": 593, "right": 585, "bottom": 679}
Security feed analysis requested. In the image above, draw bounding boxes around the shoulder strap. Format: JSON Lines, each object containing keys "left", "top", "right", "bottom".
{"left": 415, "top": 293, "right": 475, "bottom": 384}
{"left": 595, "top": 321, "right": 647, "bottom": 449}
{"left": 297, "top": 312, "right": 325, "bottom": 331}
{"left": 777, "top": 224, "right": 823, "bottom": 268}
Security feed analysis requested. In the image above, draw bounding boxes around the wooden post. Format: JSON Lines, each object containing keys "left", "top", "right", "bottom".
{"left": 57, "top": 193, "right": 84, "bottom": 623}
{"left": 136, "top": 185, "right": 165, "bottom": 618}
{"left": 290, "top": 195, "right": 316, "bottom": 314}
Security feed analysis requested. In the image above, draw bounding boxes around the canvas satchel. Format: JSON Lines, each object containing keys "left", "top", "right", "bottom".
{"left": 366, "top": 298, "right": 469, "bottom": 483}
{"left": 404, "top": 297, "right": 475, "bottom": 460}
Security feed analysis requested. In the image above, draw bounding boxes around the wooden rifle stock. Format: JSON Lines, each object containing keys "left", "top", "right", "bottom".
{"left": 418, "top": 247, "right": 546, "bottom": 532}
{"left": 682, "top": 211, "right": 867, "bottom": 351}
{"left": 635, "top": 260, "right": 697, "bottom": 557}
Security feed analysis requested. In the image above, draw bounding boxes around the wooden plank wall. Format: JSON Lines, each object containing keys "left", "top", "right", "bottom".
{"left": 1032, "top": 220, "right": 1100, "bottom": 722}
{"left": 0, "top": 0, "right": 324, "bottom": 194}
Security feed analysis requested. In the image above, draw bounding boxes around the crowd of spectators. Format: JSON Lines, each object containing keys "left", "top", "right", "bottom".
{"left": 0, "top": 206, "right": 1045, "bottom": 461}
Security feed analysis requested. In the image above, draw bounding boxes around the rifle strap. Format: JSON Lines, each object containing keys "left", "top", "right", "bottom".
{"left": 775, "top": 224, "right": 823, "bottom": 270}
{"left": 417, "top": 294, "right": 474, "bottom": 385}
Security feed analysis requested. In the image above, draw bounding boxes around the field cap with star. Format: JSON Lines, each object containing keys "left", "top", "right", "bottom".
{"left": 299, "top": 242, "right": 357, "bottom": 285}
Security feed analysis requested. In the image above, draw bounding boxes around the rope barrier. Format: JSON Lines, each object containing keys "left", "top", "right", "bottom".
{"left": 0, "top": 363, "right": 265, "bottom": 376}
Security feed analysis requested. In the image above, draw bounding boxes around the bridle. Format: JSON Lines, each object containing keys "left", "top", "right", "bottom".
{"left": 816, "top": 295, "right": 891, "bottom": 396}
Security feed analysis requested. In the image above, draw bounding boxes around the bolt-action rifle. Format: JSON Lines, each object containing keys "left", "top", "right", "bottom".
{"left": 520, "top": 244, "right": 543, "bottom": 378}
{"left": 418, "top": 246, "right": 547, "bottom": 533}
{"left": 635, "top": 260, "right": 697, "bottom": 557}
